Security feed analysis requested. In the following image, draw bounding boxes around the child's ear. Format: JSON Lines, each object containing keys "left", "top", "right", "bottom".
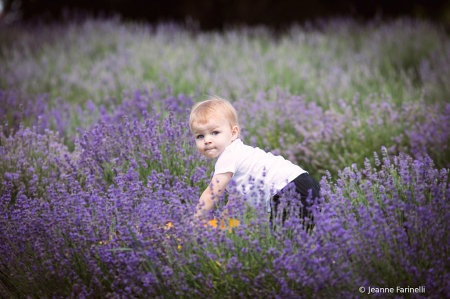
{"left": 232, "top": 126, "right": 239, "bottom": 140}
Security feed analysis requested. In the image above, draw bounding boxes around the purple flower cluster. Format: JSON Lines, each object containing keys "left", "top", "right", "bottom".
{"left": 77, "top": 107, "right": 212, "bottom": 193}
{"left": 0, "top": 124, "right": 76, "bottom": 203}
{"left": 0, "top": 90, "right": 49, "bottom": 135}
{"left": 401, "top": 101, "right": 450, "bottom": 164}
{"left": 0, "top": 89, "right": 206, "bottom": 201}
{"left": 1, "top": 116, "right": 449, "bottom": 297}
{"left": 5, "top": 85, "right": 449, "bottom": 184}
{"left": 234, "top": 91, "right": 450, "bottom": 177}
{"left": 0, "top": 87, "right": 195, "bottom": 140}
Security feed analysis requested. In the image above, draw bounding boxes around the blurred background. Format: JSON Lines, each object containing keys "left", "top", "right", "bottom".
{"left": 1, "top": 0, "right": 450, "bottom": 28}
{"left": 1, "top": 0, "right": 450, "bottom": 179}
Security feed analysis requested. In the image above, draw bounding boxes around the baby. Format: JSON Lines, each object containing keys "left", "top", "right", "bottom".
{"left": 189, "top": 95, "right": 321, "bottom": 230}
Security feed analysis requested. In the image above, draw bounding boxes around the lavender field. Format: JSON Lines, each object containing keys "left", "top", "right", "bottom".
{"left": 1, "top": 16, "right": 450, "bottom": 298}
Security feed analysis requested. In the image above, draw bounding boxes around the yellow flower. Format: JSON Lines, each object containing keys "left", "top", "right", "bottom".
{"left": 205, "top": 218, "right": 240, "bottom": 233}
{"left": 99, "top": 232, "right": 116, "bottom": 245}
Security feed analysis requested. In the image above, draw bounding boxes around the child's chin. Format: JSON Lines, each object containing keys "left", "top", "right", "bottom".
{"left": 204, "top": 151, "right": 218, "bottom": 158}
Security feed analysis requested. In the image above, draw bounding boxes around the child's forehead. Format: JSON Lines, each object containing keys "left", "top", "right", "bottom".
{"left": 192, "top": 116, "right": 229, "bottom": 131}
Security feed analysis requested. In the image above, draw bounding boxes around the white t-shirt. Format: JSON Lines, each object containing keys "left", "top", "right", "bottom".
{"left": 213, "top": 138, "right": 306, "bottom": 212}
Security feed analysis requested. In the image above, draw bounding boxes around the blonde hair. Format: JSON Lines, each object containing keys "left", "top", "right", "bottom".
{"left": 189, "top": 95, "right": 239, "bottom": 136}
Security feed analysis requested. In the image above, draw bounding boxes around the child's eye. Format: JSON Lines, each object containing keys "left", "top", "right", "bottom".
{"left": 196, "top": 135, "right": 204, "bottom": 139}
{"left": 212, "top": 131, "right": 219, "bottom": 135}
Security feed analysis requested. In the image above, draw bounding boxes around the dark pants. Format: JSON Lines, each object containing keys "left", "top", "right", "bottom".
{"left": 269, "top": 173, "right": 321, "bottom": 233}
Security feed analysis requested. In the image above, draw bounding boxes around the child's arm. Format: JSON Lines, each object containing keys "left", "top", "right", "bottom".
{"left": 193, "top": 172, "right": 233, "bottom": 221}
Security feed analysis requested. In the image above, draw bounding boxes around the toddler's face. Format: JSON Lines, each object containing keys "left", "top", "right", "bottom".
{"left": 192, "top": 115, "right": 239, "bottom": 159}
